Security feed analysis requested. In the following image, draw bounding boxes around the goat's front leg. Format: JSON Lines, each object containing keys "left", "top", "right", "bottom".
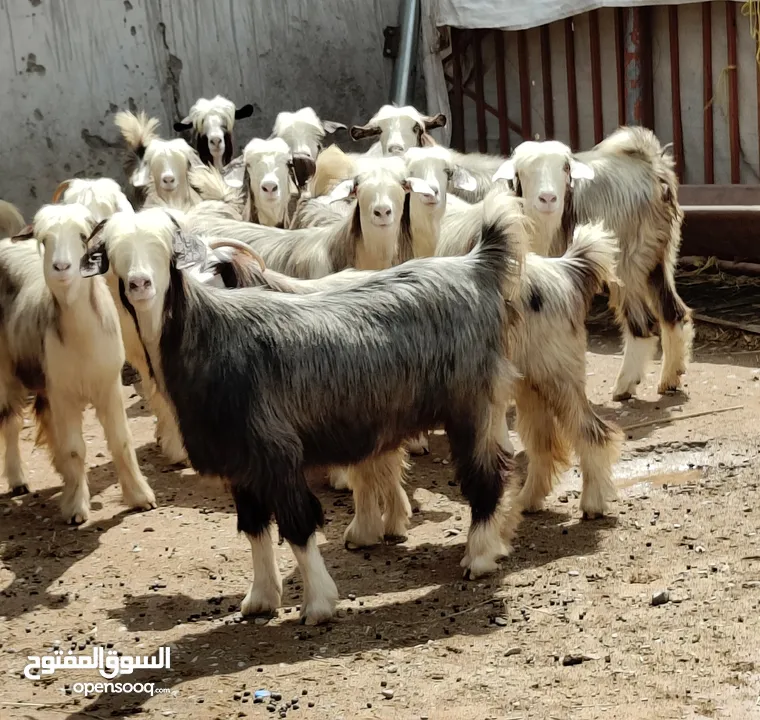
{"left": 94, "top": 381, "right": 156, "bottom": 512}
{"left": 50, "top": 403, "right": 89, "bottom": 525}
{"left": 3, "top": 412, "right": 29, "bottom": 496}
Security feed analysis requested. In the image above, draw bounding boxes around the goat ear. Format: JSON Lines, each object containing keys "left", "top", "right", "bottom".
{"left": 174, "top": 118, "right": 193, "bottom": 132}
{"left": 131, "top": 162, "right": 150, "bottom": 188}
{"left": 422, "top": 113, "right": 447, "bottom": 131}
{"left": 328, "top": 178, "right": 357, "bottom": 201}
{"left": 80, "top": 239, "right": 110, "bottom": 277}
{"left": 289, "top": 154, "right": 317, "bottom": 189}
{"left": 492, "top": 160, "right": 516, "bottom": 182}
{"left": 452, "top": 167, "right": 477, "bottom": 192}
{"left": 350, "top": 123, "right": 382, "bottom": 141}
{"left": 404, "top": 177, "right": 435, "bottom": 196}
{"left": 10, "top": 224, "right": 35, "bottom": 242}
{"left": 322, "top": 120, "right": 347, "bottom": 135}
{"left": 172, "top": 229, "right": 208, "bottom": 270}
{"left": 569, "top": 159, "right": 594, "bottom": 180}
{"left": 234, "top": 104, "right": 254, "bottom": 120}
{"left": 52, "top": 179, "right": 73, "bottom": 203}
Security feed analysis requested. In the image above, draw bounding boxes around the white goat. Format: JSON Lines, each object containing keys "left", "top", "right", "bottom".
{"left": 189, "top": 158, "right": 410, "bottom": 277}
{"left": 115, "top": 110, "right": 203, "bottom": 210}
{"left": 174, "top": 95, "right": 254, "bottom": 170}
{"left": 0, "top": 204, "right": 156, "bottom": 522}
{"left": 350, "top": 105, "right": 447, "bottom": 155}
{"left": 52, "top": 178, "right": 134, "bottom": 221}
{"left": 224, "top": 138, "right": 293, "bottom": 227}
{"left": 493, "top": 128, "right": 692, "bottom": 401}
{"left": 272, "top": 107, "right": 347, "bottom": 160}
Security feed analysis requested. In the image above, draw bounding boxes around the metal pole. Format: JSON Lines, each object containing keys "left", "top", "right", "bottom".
{"left": 389, "top": 0, "right": 420, "bottom": 106}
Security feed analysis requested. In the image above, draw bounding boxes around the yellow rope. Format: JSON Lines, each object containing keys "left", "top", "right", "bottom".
{"left": 741, "top": 1, "right": 760, "bottom": 64}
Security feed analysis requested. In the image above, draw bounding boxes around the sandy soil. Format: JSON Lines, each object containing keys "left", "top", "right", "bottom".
{"left": 1, "top": 331, "right": 760, "bottom": 720}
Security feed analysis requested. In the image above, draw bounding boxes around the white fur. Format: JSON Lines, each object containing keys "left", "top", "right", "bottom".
{"left": 182, "top": 96, "right": 236, "bottom": 171}
{"left": 272, "top": 107, "right": 325, "bottom": 160}
{"left": 290, "top": 535, "right": 339, "bottom": 624}
{"left": 0, "top": 204, "right": 155, "bottom": 521}
{"left": 58, "top": 178, "right": 134, "bottom": 222}
{"left": 240, "top": 528, "right": 283, "bottom": 616}
{"left": 135, "top": 139, "right": 203, "bottom": 209}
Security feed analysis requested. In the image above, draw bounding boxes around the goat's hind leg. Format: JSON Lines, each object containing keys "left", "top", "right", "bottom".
{"left": 650, "top": 262, "right": 693, "bottom": 395}
{"left": 447, "top": 412, "right": 520, "bottom": 580}
{"left": 95, "top": 380, "right": 156, "bottom": 512}
{"left": 2, "top": 411, "right": 28, "bottom": 495}
{"left": 612, "top": 296, "right": 659, "bottom": 401}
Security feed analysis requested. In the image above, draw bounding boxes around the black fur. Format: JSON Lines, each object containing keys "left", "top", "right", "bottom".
{"left": 649, "top": 263, "right": 688, "bottom": 326}
{"left": 120, "top": 216, "right": 520, "bottom": 551}
{"left": 528, "top": 286, "right": 542, "bottom": 312}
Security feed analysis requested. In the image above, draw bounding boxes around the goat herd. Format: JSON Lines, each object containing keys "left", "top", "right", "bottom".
{"left": 0, "top": 97, "right": 693, "bottom": 625}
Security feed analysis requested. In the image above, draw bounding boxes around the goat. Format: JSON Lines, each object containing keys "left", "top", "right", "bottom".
{"left": 493, "top": 128, "right": 692, "bottom": 401}
{"left": 350, "top": 106, "right": 504, "bottom": 202}
{"left": 401, "top": 152, "right": 623, "bottom": 517}
{"left": 0, "top": 200, "right": 25, "bottom": 239}
{"left": 114, "top": 110, "right": 203, "bottom": 210}
{"left": 51, "top": 178, "right": 134, "bottom": 221}
{"left": 188, "top": 158, "right": 411, "bottom": 277}
{"left": 350, "top": 105, "right": 447, "bottom": 155}
{"left": 223, "top": 138, "right": 296, "bottom": 227}
{"left": 80, "top": 199, "right": 525, "bottom": 623}
{"left": 272, "top": 107, "right": 347, "bottom": 160}
{"left": 0, "top": 204, "right": 156, "bottom": 522}
{"left": 173, "top": 95, "right": 254, "bottom": 170}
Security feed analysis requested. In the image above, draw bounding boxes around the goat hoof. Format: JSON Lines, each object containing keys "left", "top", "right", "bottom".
{"left": 10, "top": 484, "right": 30, "bottom": 497}
{"left": 384, "top": 533, "right": 407, "bottom": 545}
{"left": 462, "top": 568, "right": 472, "bottom": 581}
{"left": 582, "top": 510, "right": 605, "bottom": 521}
{"left": 612, "top": 391, "right": 633, "bottom": 402}
{"left": 67, "top": 512, "right": 88, "bottom": 526}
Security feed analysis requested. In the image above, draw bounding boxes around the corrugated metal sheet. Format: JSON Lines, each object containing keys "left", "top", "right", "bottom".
{"left": 0, "top": 0, "right": 406, "bottom": 218}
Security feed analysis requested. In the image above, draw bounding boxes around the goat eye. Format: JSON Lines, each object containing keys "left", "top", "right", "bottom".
{"left": 80, "top": 233, "right": 87, "bottom": 242}
{"left": 445, "top": 168, "right": 454, "bottom": 178}
{"left": 414, "top": 123, "right": 422, "bottom": 135}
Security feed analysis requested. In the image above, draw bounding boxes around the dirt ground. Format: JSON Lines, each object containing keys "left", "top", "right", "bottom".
{"left": 2, "top": 329, "right": 760, "bottom": 720}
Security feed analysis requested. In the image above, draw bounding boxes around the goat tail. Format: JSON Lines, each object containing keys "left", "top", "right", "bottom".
{"left": 311, "top": 145, "right": 356, "bottom": 197}
{"left": 563, "top": 222, "right": 621, "bottom": 309}
{"left": 472, "top": 191, "right": 528, "bottom": 301}
{"left": 114, "top": 110, "right": 160, "bottom": 154}
{"left": 189, "top": 166, "right": 244, "bottom": 212}
{"left": 0, "top": 200, "right": 25, "bottom": 239}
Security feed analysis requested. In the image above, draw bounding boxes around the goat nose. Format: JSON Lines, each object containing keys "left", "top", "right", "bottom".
{"left": 209, "top": 136, "right": 222, "bottom": 148}
{"left": 261, "top": 180, "right": 279, "bottom": 193}
{"left": 538, "top": 191, "right": 558, "bottom": 204}
{"left": 373, "top": 205, "right": 392, "bottom": 218}
{"left": 128, "top": 275, "right": 152, "bottom": 291}
{"left": 53, "top": 261, "right": 71, "bottom": 272}
{"left": 387, "top": 144, "right": 404, "bottom": 155}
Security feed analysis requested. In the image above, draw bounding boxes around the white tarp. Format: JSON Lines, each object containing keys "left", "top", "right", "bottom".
{"left": 432, "top": 0, "right": 743, "bottom": 32}
{"left": 419, "top": 0, "right": 745, "bottom": 148}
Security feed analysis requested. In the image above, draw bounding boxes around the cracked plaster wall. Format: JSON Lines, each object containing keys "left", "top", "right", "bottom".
{"left": 0, "top": 0, "right": 417, "bottom": 218}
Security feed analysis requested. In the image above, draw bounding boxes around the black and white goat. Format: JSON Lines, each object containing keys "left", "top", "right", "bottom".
{"left": 493, "top": 128, "right": 692, "bottom": 401}
{"left": 79, "top": 201, "right": 525, "bottom": 623}
{"left": 173, "top": 95, "right": 254, "bottom": 170}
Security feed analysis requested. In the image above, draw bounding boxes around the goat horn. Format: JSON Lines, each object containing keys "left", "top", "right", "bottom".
{"left": 207, "top": 238, "right": 266, "bottom": 271}
{"left": 52, "top": 179, "right": 73, "bottom": 203}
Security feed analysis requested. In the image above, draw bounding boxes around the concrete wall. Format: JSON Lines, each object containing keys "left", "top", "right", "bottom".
{"left": 457, "top": 2, "right": 760, "bottom": 184}
{"left": 0, "top": 0, "right": 422, "bottom": 218}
